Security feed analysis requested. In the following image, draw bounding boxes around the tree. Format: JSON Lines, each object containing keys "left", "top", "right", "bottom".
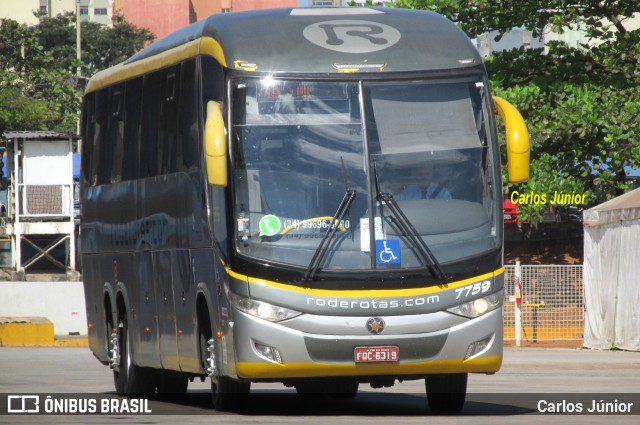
{"left": 395, "top": 1, "right": 639, "bottom": 41}
{"left": 34, "top": 12, "right": 155, "bottom": 77}
{"left": 394, "top": 1, "right": 640, "bottom": 221}
{"left": 0, "top": 12, "right": 154, "bottom": 138}
{"left": 81, "top": 14, "right": 155, "bottom": 75}
{"left": 0, "top": 18, "right": 78, "bottom": 135}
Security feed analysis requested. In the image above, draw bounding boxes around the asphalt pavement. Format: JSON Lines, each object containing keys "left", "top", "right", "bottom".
{"left": 0, "top": 346, "right": 638, "bottom": 424}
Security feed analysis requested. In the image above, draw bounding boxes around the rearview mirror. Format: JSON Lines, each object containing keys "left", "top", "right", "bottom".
{"left": 493, "top": 96, "right": 530, "bottom": 184}
{"left": 204, "top": 101, "right": 227, "bottom": 187}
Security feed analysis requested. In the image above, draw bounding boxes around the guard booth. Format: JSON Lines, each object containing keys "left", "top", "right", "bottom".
{"left": 1, "top": 131, "right": 78, "bottom": 275}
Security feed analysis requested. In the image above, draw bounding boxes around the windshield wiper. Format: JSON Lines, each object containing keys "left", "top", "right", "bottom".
{"left": 372, "top": 161, "right": 447, "bottom": 282}
{"left": 302, "top": 188, "right": 356, "bottom": 282}
{"left": 302, "top": 157, "right": 355, "bottom": 282}
{"left": 377, "top": 192, "right": 448, "bottom": 282}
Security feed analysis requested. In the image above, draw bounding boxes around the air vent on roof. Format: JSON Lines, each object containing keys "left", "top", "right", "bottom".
{"left": 290, "top": 8, "right": 383, "bottom": 16}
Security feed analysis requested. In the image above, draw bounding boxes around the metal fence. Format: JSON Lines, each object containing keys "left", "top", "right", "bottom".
{"left": 504, "top": 264, "right": 584, "bottom": 342}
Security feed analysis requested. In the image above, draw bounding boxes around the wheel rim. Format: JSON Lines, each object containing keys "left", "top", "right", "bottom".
{"left": 108, "top": 326, "right": 119, "bottom": 372}
{"left": 200, "top": 332, "right": 215, "bottom": 377}
{"left": 124, "top": 321, "right": 132, "bottom": 373}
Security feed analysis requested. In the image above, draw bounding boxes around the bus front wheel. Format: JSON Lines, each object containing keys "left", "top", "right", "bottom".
{"left": 197, "top": 307, "right": 250, "bottom": 411}
{"left": 211, "top": 376, "right": 250, "bottom": 412}
{"left": 425, "top": 373, "right": 467, "bottom": 414}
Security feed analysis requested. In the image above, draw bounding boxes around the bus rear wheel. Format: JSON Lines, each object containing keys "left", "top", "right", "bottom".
{"left": 113, "top": 313, "right": 155, "bottom": 396}
{"left": 425, "top": 373, "right": 467, "bottom": 414}
{"left": 156, "top": 373, "right": 188, "bottom": 398}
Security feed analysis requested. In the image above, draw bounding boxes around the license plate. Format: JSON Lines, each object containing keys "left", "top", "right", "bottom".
{"left": 354, "top": 346, "right": 399, "bottom": 363}
{"left": 504, "top": 214, "right": 512, "bottom": 220}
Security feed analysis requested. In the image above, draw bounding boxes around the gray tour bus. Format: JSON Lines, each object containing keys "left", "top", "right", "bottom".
{"left": 80, "top": 6, "right": 529, "bottom": 413}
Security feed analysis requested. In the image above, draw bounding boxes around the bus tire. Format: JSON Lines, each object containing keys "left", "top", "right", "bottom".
{"left": 425, "top": 373, "right": 467, "bottom": 414}
{"left": 156, "top": 373, "right": 188, "bottom": 398}
{"left": 295, "top": 379, "right": 358, "bottom": 399}
{"left": 105, "top": 312, "right": 116, "bottom": 377}
{"left": 113, "top": 313, "right": 155, "bottom": 396}
{"left": 196, "top": 305, "right": 250, "bottom": 411}
{"left": 197, "top": 299, "right": 213, "bottom": 375}
{"left": 211, "top": 376, "right": 250, "bottom": 412}
{"left": 294, "top": 381, "right": 319, "bottom": 399}
{"left": 331, "top": 380, "right": 359, "bottom": 399}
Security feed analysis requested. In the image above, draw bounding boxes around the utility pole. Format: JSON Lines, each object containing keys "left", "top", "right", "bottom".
{"left": 76, "top": 0, "right": 82, "bottom": 137}
{"left": 76, "top": 0, "right": 82, "bottom": 77}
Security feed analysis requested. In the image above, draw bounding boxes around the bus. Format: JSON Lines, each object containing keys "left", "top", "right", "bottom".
{"left": 80, "top": 7, "right": 529, "bottom": 413}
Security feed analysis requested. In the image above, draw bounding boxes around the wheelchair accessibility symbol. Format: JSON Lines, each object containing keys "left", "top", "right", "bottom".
{"left": 376, "top": 239, "right": 400, "bottom": 265}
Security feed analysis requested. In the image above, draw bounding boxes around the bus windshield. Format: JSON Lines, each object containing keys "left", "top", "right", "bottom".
{"left": 231, "top": 77, "right": 499, "bottom": 272}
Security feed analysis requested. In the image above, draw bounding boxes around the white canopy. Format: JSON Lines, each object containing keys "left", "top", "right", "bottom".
{"left": 583, "top": 188, "right": 640, "bottom": 351}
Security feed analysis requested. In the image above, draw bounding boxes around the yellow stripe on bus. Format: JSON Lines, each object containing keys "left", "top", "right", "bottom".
{"left": 226, "top": 267, "right": 505, "bottom": 298}
{"left": 85, "top": 36, "right": 227, "bottom": 94}
{"left": 200, "top": 36, "right": 227, "bottom": 67}
{"left": 236, "top": 355, "right": 502, "bottom": 379}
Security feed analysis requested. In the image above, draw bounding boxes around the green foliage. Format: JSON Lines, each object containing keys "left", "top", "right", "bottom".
{"left": 34, "top": 12, "right": 78, "bottom": 73}
{"left": 393, "top": 1, "right": 640, "bottom": 220}
{"left": 394, "top": 1, "right": 640, "bottom": 41}
{"left": 0, "top": 87, "right": 57, "bottom": 131}
{"left": 33, "top": 12, "right": 154, "bottom": 77}
{"left": 0, "top": 18, "right": 79, "bottom": 135}
{"left": 490, "top": 38, "right": 640, "bottom": 211}
{"left": 84, "top": 14, "right": 154, "bottom": 74}
{"left": 0, "top": 13, "right": 153, "bottom": 137}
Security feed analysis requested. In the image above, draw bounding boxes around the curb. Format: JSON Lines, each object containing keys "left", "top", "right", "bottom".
{"left": 53, "top": 336, "right": 89, "bottom": 347}
{"left": 0, "top": 317, "right": 54, "bottom": 346}
{"left": 0, "top": 317, "right": 88, "bottom": 347}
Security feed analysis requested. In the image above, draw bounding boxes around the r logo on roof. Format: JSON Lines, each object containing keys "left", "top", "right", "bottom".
{"left": 303, "top": 20, "right": 401, "bottom": 53}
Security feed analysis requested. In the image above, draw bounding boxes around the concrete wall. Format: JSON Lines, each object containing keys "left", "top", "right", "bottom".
{"left": 0, "top": 281, "right": 86, "bottom": 336}
{"left": 192, "top": 0, "right": 221, "bottom": 21}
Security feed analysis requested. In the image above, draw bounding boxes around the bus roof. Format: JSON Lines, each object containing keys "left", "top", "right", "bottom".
{"left": 86, "top": 7, "right": 482, "bottom": 93}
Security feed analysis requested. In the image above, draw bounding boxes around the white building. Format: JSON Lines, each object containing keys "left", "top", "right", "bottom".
{"left": 0, "top": 0, "right": 113, "bottom": 27}
{"left": 544, "top": 14, "right": 640, "bottom": 50}
{"left": 475, "top": 28, "right": 545, "bottom": 58}
{"left": 477, "top": 14, "right": 640, "bottom": 57}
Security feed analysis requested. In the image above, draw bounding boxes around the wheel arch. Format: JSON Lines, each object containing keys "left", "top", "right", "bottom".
{"left": 196, "top": 282, "right": 216, "bottom": 337}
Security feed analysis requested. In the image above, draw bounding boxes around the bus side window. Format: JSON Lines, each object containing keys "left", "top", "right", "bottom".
{"left": 123, "top": 77, "right": 142, "bottom": 181}
{"left": 202, "top": 55, "right": 229, "bottom": 255}
{"left": 93, "top": 89, "right": 108, "bottom": 186}
{"left": 210, "top": 186, "right": 228, "bottom": 258}
{"left": 122, "top": 77, "right": 142, "bottom": 181}
{"left": 81, "top": 93, "right": 95, "bottom": 187}
{"left": 109, "top": 86, "right": 125, "bottom": 183}
{"left": 141, "top": 72, "right": 162, "bottom": 178}
{"left": 178, "top": 58, "right": 201, "bottom": 176}
{"left": 202, "top": 56, "right": 224, "bottom": 103}
{"left": 159, "top": 65, "right": 180, "bottom": 175}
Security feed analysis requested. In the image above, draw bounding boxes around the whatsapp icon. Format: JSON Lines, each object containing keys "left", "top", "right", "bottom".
{"left": 259, "top": 215, "right": 281, "bottom": 236}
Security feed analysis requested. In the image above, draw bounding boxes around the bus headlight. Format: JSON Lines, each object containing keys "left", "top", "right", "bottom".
{"left": 228, "top": 291, "right": 302, "bottom": 322}
{"left": 447, "top": 291, "right": 503, "bottom": 318}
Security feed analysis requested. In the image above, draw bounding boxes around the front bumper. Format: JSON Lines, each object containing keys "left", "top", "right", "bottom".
{"left": 231, "top": 307, "right": 503, "bottom": 380}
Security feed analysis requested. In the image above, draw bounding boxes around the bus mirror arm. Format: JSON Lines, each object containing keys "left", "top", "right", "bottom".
{"left": 493, "top": 96, "right": 529, "bottom": 184}
{"left": 204, "top": 100, "right": 228, "bottom": 187}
